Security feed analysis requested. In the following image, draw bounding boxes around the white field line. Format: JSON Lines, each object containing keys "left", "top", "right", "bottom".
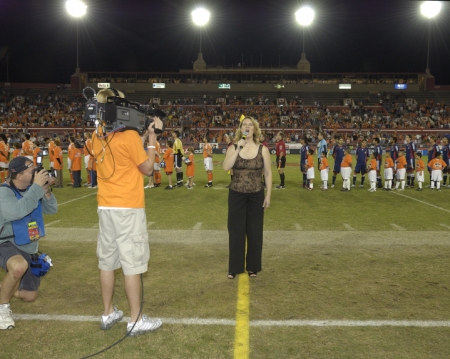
{"left": 344, "top": 223, "right": 355, "bottom": 231}
{"left": 12, "top": 314, "right": 450, "bottom": 328}
{"left": 390, "top": 224, "right": 406, "bottom": 231}
{"left": 294, "top": 223, "right": 302, "bottom": 230}
{"left": 58, "top": 193, "right": 97, "bottom": 206}
{"left": 440, "top": 224, "right": 450, "bottom": 230}
{"left": 392, "top": 192, "right": 450, "bottom": 214}
{"left": 193, "top": 222, "right": 202, "bottom": 230}
{"left": 45, "top": 220, "right": 61, "bottom": 227}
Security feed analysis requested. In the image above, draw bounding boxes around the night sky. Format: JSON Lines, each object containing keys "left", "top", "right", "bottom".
{"left": 1, "top": 0, "right": 449, "bottom": 85}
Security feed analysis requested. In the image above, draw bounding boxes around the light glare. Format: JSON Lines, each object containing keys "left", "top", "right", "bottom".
{"left": 295, "top": 6, "right": 315, "bottom": 26}
{"left": 192, "top": 8, "right": 210, "bottom": 26}
{"left": 420, "top": 1, "right": 442, "bottom": 19}
{"left": 66, "top": 0, "right": 87, "bottom": 18}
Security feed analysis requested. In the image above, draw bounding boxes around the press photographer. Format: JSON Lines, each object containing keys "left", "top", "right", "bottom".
{"left": 91, "top": 89, "right": 164, "bottom": 336}
{"left": 0, "top": 156, "right": 58, "bottom": 330}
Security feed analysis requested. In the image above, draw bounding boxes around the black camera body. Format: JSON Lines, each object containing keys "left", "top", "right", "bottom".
{"left": 34, "top": 151, "right": 56, "bottom": 183}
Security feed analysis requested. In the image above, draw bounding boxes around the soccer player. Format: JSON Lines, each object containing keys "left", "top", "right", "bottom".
{"left": 47, "top": 137, "right": 55, "bottom": 171}
{"left": 428, "top": 152, "right": 446, "bottom": 191}
{"left": 405, "top": 134, "right": 416, "bottom": 188}
{"left": 299, "top": 137, "right": 310, "bottom": 188}
{"left": 372, "top": 137, "right": 382, "bottom": 188}
{"left": 306, "top": 148, "right": 315, "bottom": 190}
{"left": 172, "top": 130, "right": 184, "bottom": 187}
{"left": 21, "top": 134, "right": 34, "bottom": 161}
{"left": 11, "top": 143, "right": 22, "bottom": 159}
{"left": 68, "top": 142, "right": 82, "bottom": 188}
{"left": 185, "top": 147, "right": 195, "bottom": 189}
{"left": 32, "top": 141, "right": 41, "bottom": 167}
{"left": 427, "top": 136, "right": 439, "bottom": 186}
{"left": 394, "top": 150, "right": 407, "bottom": 191}
{"left": 67, "top": 136, "right": 75, "bottom": 186}
{"left": 331, "top": 137, "right": 345, "bottom": 188}
{"left": 319, "top": 151, "right": 329, "bottom": 191}
{"left": 53, "top": 139, "right": 64, "bottom": 188}
{"left": 415, "top": 153, "right": 425, "bottom": 191}
{"left": 441, "top": 136, "right": 450, "bottom": 187}
{"left": 316, "top": 132, "right": 327, "bottom": 171}
{"left": 145, "top": 140, "right": 161, "bottom": 189}
{"left": 367, "top": 152, "right": 377, "bottom": 192}
{"left": 0, "top": 134, "right": 10, "bottom": 182}
{"left": 389, "top": 136, "right": 399, "bottom": 186}
{"left": 340, "top": 148, "right": 352, "bottom": 192}
{"left": 203, "top": 136, "right": 213, "bottom": 187}
{"left": 383, "top": 151, "right": 394, "bottom": 191}
{"left": 352, "top": 139, "right": 369, "bottom": 188}
{"left": 83, "top": 132, "right": 93, "bottom": 186}
{"left": 163, "top": 140, "right": 174, "bottom": 190}
{"left": 275, "top": 132, "right": 286, "bottom": 189}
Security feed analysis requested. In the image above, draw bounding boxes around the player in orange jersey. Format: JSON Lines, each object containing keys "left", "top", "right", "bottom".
{"left": 163, "top": 140, "right": 174, "bottom": 190}
{"left": 394, "top": 151, "right": 407, "bottom": 191}
{"left": 69, "top": 142, "right": 83, "bottom": 187}
{"left": 67, "top": 136, "right": 75, "bottom": 186}
{"left": 0, "top": 134, "right": 9, "bottom": 182}
{"left": 83, "top": 132, "right": 93, "bottom": 186}
{"left": 52, "top": 139, "right": 63, "bottom": 188}
{"left": 32, "top": 141, "right": 41, "bottom": 167}
{"left": 185, "top": 147, "right": 196, "bottom": 189}
{"left": 367, "top": 152, "right": 378, "bottom": 192}
{"left": 428, "top": 152, "right": 446, "bottom": 191}
{"left": 319, "top": 151, "right": 329, "bottom": 191}
{"left": 145, "top": 141, "right": 161, "bottom": 189}
{"left": 306, "top": 148, "right": 315, "bottom": 190}
{"left": 11, "top": 142, "right": 22, "bottom": 159}
{"left": 383, "top": 151, "right": 394, "bottom": 191}
{"left": 21, "top": 134, "right": 34, "bottom": 161}
{"left": 203, "top": 137, "right": 213, "bottom": 187}
{"left": 340, "top": 148, "right": 352, "bottom": 192}
{"left": 415, "top": 152, "right": 425, "bottom": 191}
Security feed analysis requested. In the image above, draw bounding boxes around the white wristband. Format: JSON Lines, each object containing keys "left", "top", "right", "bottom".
{"left": 147, "top": 146, "right": 156, "bottom": 149}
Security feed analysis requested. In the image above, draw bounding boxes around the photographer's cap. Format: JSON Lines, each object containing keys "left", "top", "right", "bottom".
{"left": 9, "top": 156, "right": 31, "bottom": 174}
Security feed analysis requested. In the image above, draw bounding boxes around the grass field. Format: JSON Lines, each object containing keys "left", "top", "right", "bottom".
{"left": 1, "top": 153, "right": 450, "bottom": 359}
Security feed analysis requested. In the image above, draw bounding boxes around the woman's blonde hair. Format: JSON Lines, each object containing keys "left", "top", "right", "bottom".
{"left": 234, "top": 116, "right": 261, "bottom": 144}
{"left": 96, "top": 89, "right": 125, "bottom": 104}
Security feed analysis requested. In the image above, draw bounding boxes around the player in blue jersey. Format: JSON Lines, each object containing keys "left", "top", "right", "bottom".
{"left": 331, "top": 137, "right": 345, "bottom": 188}
{"left": 404, "top": 134, "right": 416, "bottom": 188}
{"left": 316, "top": 132, "right": 327, "bottom": 170}
{"left": 389, "top": 136, "right": 399, "bottom": 186}
{"left": 299, "top": 137, "right": 310, "bottom": 188}
{"left": 372, "top": 137, "right": 383, "bottom": 188}
{"left": 441, "top": 136, "right": 450, "bottom": 187}
{"left": 352, "top": 139, "right": 369, "bottom": 188}
{"left": 427, "top": 136, "right": 439, "bottom": 186}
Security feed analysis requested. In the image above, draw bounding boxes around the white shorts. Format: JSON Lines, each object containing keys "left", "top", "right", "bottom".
{"left": 384, "top": 168, "right": 393, "bottom": 180}
{"left": 204, "top": 157, "right": 213, "bottom": 171}
{"left": 340, "top": 167, "right": 352, "bottom": 180}
{"left": 431, "top": 170, "right": 442, "bottom": 182}
{"left": 416, "top": 171, "right": 424, "bottom": 182}
{"left": 320, "top": 169, "right": 329, "bottom": 181}
{"left": 307, "top": 167, "right": 315, "bottom": 180}
{"left": 368, "top": 170, "right": 377, "bottom": 182}
{"left": 396, "top": 168, "right": 406, "bottom": 180}
{"left": 0, "top": 162, "right": 8, "bottom": 169}
{"left": 84, "top": 155, "right": 90, "bottom": 169}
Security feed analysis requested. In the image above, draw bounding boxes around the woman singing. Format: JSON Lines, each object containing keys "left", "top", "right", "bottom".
{"left": 223, "top": 117, "right": 272, "bottom": 279}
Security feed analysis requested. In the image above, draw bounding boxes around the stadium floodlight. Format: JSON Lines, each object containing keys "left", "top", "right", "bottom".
{"left": 191, "top": 8, "right": 210, "bottom": 54}
{"left": 295, "top": 6, "right": 315, "bottom": 55}
{"left": 420, "top": 1, "right": 442, "bottom": 74}
{"left": 66, "top": 0, "right": 87, "bottom": 71}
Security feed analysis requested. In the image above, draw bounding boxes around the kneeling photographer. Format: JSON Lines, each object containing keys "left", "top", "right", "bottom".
{"left": 0, "top": 156, "right": 58, "bottom": 330}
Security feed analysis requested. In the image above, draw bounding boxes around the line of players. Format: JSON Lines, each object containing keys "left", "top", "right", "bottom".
{"left": 275, "top": 132, "right": 450, "bottom": 191}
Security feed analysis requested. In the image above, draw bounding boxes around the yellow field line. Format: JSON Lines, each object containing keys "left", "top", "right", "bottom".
{"left": 234, "top": 272, "right": 250, "bottom": 359}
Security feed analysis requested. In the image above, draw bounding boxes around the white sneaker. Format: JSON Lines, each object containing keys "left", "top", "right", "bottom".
{"left": 331, "top": 184, "right": 335, "bottom": 188}
{"left": 351, "top": 184, "right": 355, "bottom": 188}
{"left": 144, "top": 185, "right": 154, "bottom": 189}
{"left": 127, "top": 315, "right": 162, "bottom": 336}
{"left": 100, "top": 306, "right": 123, "bottom": 330}
{"left": 359, "top": 185, "right": 364, "bottom": 188}
{"left": 0, "top": 304, "right": 15, "bottom": 330}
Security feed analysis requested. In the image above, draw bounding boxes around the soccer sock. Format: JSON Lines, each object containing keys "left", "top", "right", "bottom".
{"left": 430, "top": 181, "right": 435, "bottom": 189}
{"left": 388, "top": 180, "right": 392, "bottom": 189}
{"left": 419, "top": 181, "right": 422, "bottom": 189}
{"left": 407, "top": 175, "right": 411, "bottom": 186}
{"left": 401, "top": 181, "right": 405, "bottom": 190}
{"left": 396, "top": 181, "right": 400, "bottom": 189}
{"left": 352, "top": 175, "right": 357, "bottom": 185}
{"left": 410, "top": 177, "right": 415, "bottom": 186}
{"left": 180, "top": 172, "right": 183, "bottom": 182}
{"left": 437, "top": 182, "right": 441, "bottom": 190}
{"left": 371, "top": 182, "right": 375, "bottom": 190}
{"left": 377, "top": 176, "right": 382, "bottom": 187}
{"left": 323, "top": 180, "right": 327, "bottom": 189}
{"left": 309, "top": 183, "right": 313, "bottom": 189}
{"left": 87, "top": 171, "right": 91, "bottom": 184}
{"left": 303, "top": 173, "right": 306, "bottom": 186}
{"left": 444, "top": 175, "right": 448, "bottom": 185}
{"left": 280, "top": 173, "right": 285, "bottom": 186}
{"left": 332, "top": 175, "right": 336, "bottom": 185}
{"left": 361, "top": 176, "right": 365, "bottom": 185}
{"left": 207, "top": 173, "right": 212, "bottom": 183}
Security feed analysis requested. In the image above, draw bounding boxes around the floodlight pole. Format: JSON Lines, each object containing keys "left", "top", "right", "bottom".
{"left": 76, "top": 22, "right": 80, "bottom": 69}
{"left": 426, "top": 22, "right": 431, "bottom": 74}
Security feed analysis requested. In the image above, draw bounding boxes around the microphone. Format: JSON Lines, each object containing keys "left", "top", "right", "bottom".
{"left": 240, "top": 132, "right": 248, "bottom": 149}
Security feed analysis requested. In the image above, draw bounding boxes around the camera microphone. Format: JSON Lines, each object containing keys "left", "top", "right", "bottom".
{"left": 240, "top": 132, "right": 248, "bottom": 149}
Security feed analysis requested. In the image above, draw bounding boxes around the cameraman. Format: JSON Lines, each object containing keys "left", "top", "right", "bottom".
{"left": 0, "top": 157, "right": 57, "bottom": 330}
{"left": 92, "top": 89, "right": 163, "bottom": 336}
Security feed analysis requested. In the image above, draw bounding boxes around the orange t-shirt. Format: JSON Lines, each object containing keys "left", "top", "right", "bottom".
{"left": 396, "top": 156, "right": 407, "bottom": 169}
{"left": 12, "top": 148, "right": 21, "bottom": 159}
{"left": 154, "top": 141, "right": 161, "bottom": 164}
{"left": 306, "top": 155, "right": 314, "bottom": 169}
{"left": 84, "top": 138, "right": 92, "bottom": 156}
{"left": 33, "top": 147, "right": 41, "bottom": 166}
{"left": 53, "top": 146, "right": 63, "bottom": 170}
{"left": 320, "top": 157, "right": 329, "bottom": 171}
{"left": 68, "top": 142, "right": 75, "bottom": 161}
{"left": 48, "top": 141, "right": 55, "bottom": 162}
{"left": 92, "top": 130, "right": 148, "bottom": 208}
{"left": 415, "top": 159, "right": 425, "bottom": 172}
{"left": 186, "top": 153, "right": 195, "bottom": 177}
{"left": 368, "top": 158, "right": 377, "bottom": 171}
{"left": 0, "top": 141, "right": 9, "bottom": 163}
{"left": 428, "top": 158, "right": 446, "bottom": 171}
{"left": 203, "top": 143, "right": 212, "bottom": 159}
{"left": 22, "top": 140, "right": 34, "bottom": 156}
{"left": 341, "top": 154, "right": 352, "bottom": 168}
{"left": 384, "top": 157, "right": 394, "bottom": 169}
{"left": 163, "top": 148, "right": 174, "bottom": 172}
{"left": 69, "top": 148, "right": 82, "bottom": 171}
